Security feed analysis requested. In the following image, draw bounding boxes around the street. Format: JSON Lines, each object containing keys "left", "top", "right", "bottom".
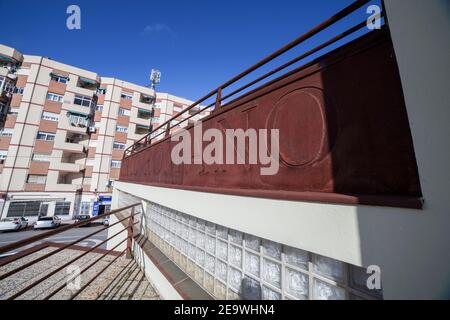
{"left": 0, "top": 223, "right": 109, "bottom": 258}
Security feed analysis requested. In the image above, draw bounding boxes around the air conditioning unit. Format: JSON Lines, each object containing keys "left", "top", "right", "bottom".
{"left": 88, "top": 127, "right": 96, "bottom": 133}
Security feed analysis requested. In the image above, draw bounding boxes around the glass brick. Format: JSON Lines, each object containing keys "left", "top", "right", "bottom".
{"left": 313, "top": 254, "right": 345, "bottom": 282}
{"left": 196, "top": 231, "right": 205, "bottom": 249}
{"left": 262, "top": 258, "right": 281, "bottom": 288}
{"left": 187, "top": 259, "right": 196, "bottom": 277}
{"left": 286, "top": 268, "right": 308, "bottom": 299}
{"left": 205, "top": 254, "right": 215, "bottom": 273}
{"left": 204, "top": 272, "right": 214, "bottom": 293}
{"left": 229, "top": 229, "right": 243, "bottom": 245}
{"left": 244, "top": 234, "right": 260, "bottom": 252}
{"left": 262, "top": 286, "right": 281, "bottom": 300}
{"left": 217, "top": 225, "right": 228, "bottom": 240}
{"left": 217, "top": 240, "right": 228, "bottom": 261}
{"left": 349, "top": 265, "right": 383, "bottom": 298}
{"left": 181, "top": 239, "right": 188, "bottom": 254}
{"left": 189, "top": 227, "right": 197, "bottom": 244}
{"left": 313, "top": 279, "right": 346, "bottom": 300}
{"left": 206, "top": 235, "right": 215, "bottom": 254}
{"left": 196, "top": 248, "right": 205, "bottom": 267}
{"left": 227, "top": 289, "right": 240, "bottom": 300}
{"left": 230, "top": 245, "right": 242, "bottom": 268}
{"left": 284, "top": 246, "right": 308, "bottom": 270}
{"left": 216, "top": 260, "right": 227, "bottom": 281}
{"left": 206, "top": 222, "right": 216, "bottom": 235}
{"left": 195, "top": 265, "right": 204, "bottom": 283}
{"left": 214, "top": 280, "right": 227, "bottom": 300}
{"left": 228, "top": 266, "right": 243, "bottom": 291}
{"left": 197, "top": 219, "right": 206, "bottom": 231}
{"left": 179, "top": 255, "right": 187, "bottom": 271}
{"left": 188, "top": 243, "right": 196, "bottom": 259}
{"left": 241, "top": 277, "right": 261, "bottom": 300}
{"left": 262, "top": 239, "right": 282, "bottom": 260}
{"left": 244, "top": 251, "right": 260, "bottom": 277}
{"left": 181, "top": 224, "right": 189, "bottom": 239}
{"left": 189, "top": 216, "right": 197, "bottom": 227}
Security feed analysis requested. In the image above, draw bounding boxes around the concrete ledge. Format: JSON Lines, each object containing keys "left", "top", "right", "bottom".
{"left": 132, "top": 236, "right": 213, "bottom": 300}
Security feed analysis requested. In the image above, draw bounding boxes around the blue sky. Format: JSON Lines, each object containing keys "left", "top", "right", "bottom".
{"left": 0, "top": 0, "right": 381, "bottom": 101}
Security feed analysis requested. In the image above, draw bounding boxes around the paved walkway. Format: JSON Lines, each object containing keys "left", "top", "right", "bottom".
{"left": 0, "top": 247, "right": 159, "bottom": 300}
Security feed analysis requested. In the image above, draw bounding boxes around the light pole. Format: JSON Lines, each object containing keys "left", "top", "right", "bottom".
{"left": 149, "top": 69, "right": 161, "bottom": 136}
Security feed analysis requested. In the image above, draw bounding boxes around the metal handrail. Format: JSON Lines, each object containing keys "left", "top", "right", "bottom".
{"left": 0, "top": 203, "right": 139, "bottom": 255}
{"left": 123, "top": 0, "right": 376, "bottom": 158}
{"left": 0, "top": 203, "right": 143, "bottom": 300}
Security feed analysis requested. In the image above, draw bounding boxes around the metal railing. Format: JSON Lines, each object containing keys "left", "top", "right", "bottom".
{"left": 123, "top": 0, "right": 384, "bottom": 158}
{"left": 0, "top": 203, "right": 142, "bottom": 300}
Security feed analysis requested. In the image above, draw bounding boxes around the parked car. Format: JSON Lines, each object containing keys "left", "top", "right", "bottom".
{"left": 102, "top": 216, "right": 110, "bottom": 226}
{"left": 75, "top": 214, "right": 91, "bottom": 226}
{"left": 0, "top": 217, "right": 28, "bottom": 232}
{"left": 34, "top": 216, "right": 61, "bottom": 230}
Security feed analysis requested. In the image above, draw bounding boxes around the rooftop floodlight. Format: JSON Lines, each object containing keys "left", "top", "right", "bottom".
{"left": 150, "top": 69, "right": 161, "bottom": 89}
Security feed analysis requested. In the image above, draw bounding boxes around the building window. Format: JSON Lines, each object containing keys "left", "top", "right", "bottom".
{"left": 137, "top": 108, "right": 153, "bottom": 120}
{"left": 41, "top": 111, "right": 60, "bottom": 122}
{"left": 121, "top": 92, "right": 133, "bottom": 100}
{"left": 0, "top": 128, "right": 13, "bottom": 137}
{"left": 0, "top": 76, "right": 15, "bottom": 93}
{"left": 95, "top": 105, "right": 103, "bottom": 112}
{"left": 116, "top": 125, "right": 128, "bottom": 133}
{"left": 55, "top": 201, "right": 71, "bottom": 215}
{"left": 74, "top": 95, "right": 95, "bottom": 108}
{"left": 8, "top": 107, "right": 20, "bottom": 115}
{"left": 0, "top": 150, "right": 7, "bottom": 162}
{"left": 97, "top": 88, "right": 107, "bottom": 95}
{"left": 113, "top": 142, "right": 126, "bottom": 150}
{"left": 50, "top": 74, "right": 69, "bottom": 84}
{"left": 7, "top": 201, "right": 42, "bottom": 217}
{"left": 152, "top": 117, "right": 160, "bottom": 124}
{"left": 173, "top": 105, "right": 183, "bottom": 113}
{"left": 111, "top": 160, "right": 121, "bottom": 168}
{"left": 140, "top": 94, "right": 154, "bottom": 104}
{"left": 32, "top": 153, "right": 51, "bottom": 162}
{"left": 46, "top": 92, "right": 64, "bottom": 103}
{"left": 36, "top": 131, "right": 56, "bottom": 141}
{"left": 68, "top": 113, "right": 89, "bottom": 127}
{"left": 13, "top": 87, "right": 24, "bottom": 94}
{"left": 27, "top": 174, "right": 47, "bottom": 184}
{"left": 118, "top": 107, "right": 130, "bottom": 116}
{"left": 80, "top": 201, "right": 91, "bottom": 215}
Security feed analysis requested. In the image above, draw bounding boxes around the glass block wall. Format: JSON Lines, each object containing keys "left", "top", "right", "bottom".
{"left": 139, "top": 200, "right": 383, "bottom": 300}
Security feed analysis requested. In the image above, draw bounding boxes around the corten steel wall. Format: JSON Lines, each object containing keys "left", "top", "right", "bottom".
{"left": 119, "top": 28, "right": 422, "bottom": 209}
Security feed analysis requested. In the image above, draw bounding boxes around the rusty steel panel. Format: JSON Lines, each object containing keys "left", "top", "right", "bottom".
{"left": 120, "top": 29, "right": 422, "bottom": 209}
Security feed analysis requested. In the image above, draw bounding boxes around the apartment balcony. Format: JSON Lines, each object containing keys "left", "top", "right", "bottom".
{"left": 50, "top": 162, "right": 85, "bottom": 173}
{"left": 70, "top": 77, "right": 98, "bottom": 98}
{"left": 53, "top": 140, "right": 86, "bottom": 154}
{"left": 59, "top": 111, "right": 91, "bottom": 135}
{"left": 63, "top": 101, "right": 94, "bottom": 118}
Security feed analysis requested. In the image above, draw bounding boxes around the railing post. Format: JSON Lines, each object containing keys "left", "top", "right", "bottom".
{"left": 214, "top": 88, "right": 222, "bottom": 112}
{"left": 165, "top": 122, "right": 171, "bottom": 137}
{"left": 126, "top": 207, "right": 135, "bottom": 259}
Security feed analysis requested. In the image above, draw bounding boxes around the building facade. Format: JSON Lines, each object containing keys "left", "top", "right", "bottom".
{"left": 107, "top": 0, "right": 450, "bottom": 300}
{"left": 0, "top": 44, "right": 203, "bottom": 220}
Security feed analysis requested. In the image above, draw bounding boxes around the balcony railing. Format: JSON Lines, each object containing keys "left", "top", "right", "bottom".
{"left": 123, "top": 0, "right": 382, "bottom": 158}
{"left": 0, "top": 203, "right": 142, "bottom": 300}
